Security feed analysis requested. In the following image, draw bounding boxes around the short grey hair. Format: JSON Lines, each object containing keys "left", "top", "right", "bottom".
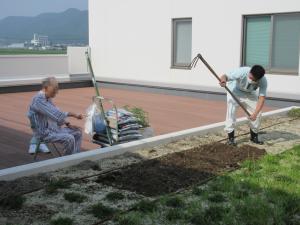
{"left": 42, "top": 77, "right": 58, "bottom": 88}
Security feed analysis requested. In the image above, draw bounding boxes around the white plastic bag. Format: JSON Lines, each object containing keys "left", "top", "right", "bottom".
{"left": 85, "top": 103, "right": 107, "bottom": 135}
{"left": 84, "top": 103, "right": 97, "bottom": 135}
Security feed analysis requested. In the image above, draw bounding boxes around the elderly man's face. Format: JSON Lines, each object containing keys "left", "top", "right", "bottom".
{"left": 45, "top": 82, "right": 59, "bottom": 98}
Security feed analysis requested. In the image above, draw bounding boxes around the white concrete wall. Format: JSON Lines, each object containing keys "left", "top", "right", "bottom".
{"left": 0, "top": 47, "right": 89, "bottom": 86}
{"left": 0, "top": 55, "right": 69, "bottom": 85}
{"left": 68, "top": 47, "right": 89, "bottom": 75}
{"left": 89, "top": 0, "right": 300, "bottom": 100}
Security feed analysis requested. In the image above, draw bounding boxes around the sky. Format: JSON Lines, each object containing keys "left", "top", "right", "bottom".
{"left": 0, "top": 0, "right": 88, "bottom": 20}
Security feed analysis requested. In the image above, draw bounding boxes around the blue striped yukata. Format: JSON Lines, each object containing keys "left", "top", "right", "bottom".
{"left": 28, "top": 91, "right": 82, "bottom": 155}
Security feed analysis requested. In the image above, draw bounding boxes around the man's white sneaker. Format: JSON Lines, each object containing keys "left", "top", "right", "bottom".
{"left": 28, "top": 144, "right": 37, "bottom": 154}
{"left": 28, "top": 143, "right": 50, "bottom": 154}
{"left": 39, "top": 143, "right": 50, "bottom": 153}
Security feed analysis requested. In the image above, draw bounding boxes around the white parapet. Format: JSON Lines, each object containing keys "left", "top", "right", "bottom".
{"left": 0, "top": 106, "right": 297, "bottom": 181}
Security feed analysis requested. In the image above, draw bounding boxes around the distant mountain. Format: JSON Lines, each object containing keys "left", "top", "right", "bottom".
{"left": 0, "top": 8, "right": 88, "bottom": 45}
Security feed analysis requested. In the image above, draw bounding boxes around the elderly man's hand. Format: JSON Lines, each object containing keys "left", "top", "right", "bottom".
{"left": 67, "top": 123, "right": 81, "bottom": 130}
{"left": 69, "top": 112, "right": 84, "bottom": 120}
{"left": 76, "top": 114, "right": 84, "bottom": 120}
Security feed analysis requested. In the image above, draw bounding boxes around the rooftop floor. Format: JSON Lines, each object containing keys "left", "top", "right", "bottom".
{"left": 0, "top": 86, "right": 277, "bottom": 169}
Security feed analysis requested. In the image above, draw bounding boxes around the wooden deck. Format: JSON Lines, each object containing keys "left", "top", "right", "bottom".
{"left": 0, "top": 86, "right": 276, "bottom": 169}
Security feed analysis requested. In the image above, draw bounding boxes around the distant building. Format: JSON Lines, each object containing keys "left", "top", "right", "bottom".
{"left": 30, "top": 34, "right": 49, "bottom": 47}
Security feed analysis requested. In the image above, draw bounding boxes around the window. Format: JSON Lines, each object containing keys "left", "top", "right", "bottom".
{"left": 243, "top": 13, "right": 300, "bottom": 74}
{"left": 171, "top": 18, "right": 192, "bottom": 68}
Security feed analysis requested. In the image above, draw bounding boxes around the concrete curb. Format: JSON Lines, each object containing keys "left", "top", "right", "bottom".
{"left": 0, "top": 106, "right": 297, "bottom": 181}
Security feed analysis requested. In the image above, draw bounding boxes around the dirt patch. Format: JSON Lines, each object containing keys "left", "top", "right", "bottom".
{"left": 97, "top": 143, "right": 265, "bottom": 196}
{"left": 71, "top": 160, "right": 102, "bottom": 171}
{"left": 0, "top": 204, "right": 56, "bottom": 224}
{"left": 0, "top": 174, "right": 50, "bottom": 200}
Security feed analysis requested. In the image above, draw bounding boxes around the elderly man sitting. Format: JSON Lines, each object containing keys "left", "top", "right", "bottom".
{"left": 28, "top": 77, "right": 83, "bottom": 155}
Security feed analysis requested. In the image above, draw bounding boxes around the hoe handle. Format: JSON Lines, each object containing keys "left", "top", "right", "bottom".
{"left": 196, "top": 54, "right": 252, "bottom": 117}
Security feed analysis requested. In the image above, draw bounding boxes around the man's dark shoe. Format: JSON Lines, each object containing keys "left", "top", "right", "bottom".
{"left": 250, "top": 129, "right": 264, "bottom": 145}
{"left": 227, "top": 131, "right": 237, "bottom": 146}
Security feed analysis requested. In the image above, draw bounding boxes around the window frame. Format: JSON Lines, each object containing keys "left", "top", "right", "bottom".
{"left": 171, "top": 18, "right": 192, "bottom": 69}
{"left": 241, "top": 12, "right": 300, "bottom": 75}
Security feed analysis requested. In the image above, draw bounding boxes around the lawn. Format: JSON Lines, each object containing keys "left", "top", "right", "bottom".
{"left": 115, "top": 145, "right": 300, "bottom": 225}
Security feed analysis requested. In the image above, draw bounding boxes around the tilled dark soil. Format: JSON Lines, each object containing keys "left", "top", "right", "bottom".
{"left": 0, "top": 174, "right": 51, "bottom": 200}
{"left": 97, "top": 143, "right": 266, "bottom": 196}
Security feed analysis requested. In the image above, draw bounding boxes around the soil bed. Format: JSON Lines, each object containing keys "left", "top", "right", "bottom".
{"left": 98, "top": 143, "right": 265, "bottom": 196}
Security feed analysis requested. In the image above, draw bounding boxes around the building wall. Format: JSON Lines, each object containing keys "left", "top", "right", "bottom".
{"left": 89, "top": 0, "right": 300, "bottom": 99}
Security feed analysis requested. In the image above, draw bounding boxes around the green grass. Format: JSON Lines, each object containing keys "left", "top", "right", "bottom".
{"left": 164, "top": 196, "right": 185, "bottom": 208}
{"left": 63, "top": 192, "right": 87, "bottom": 203}
{"left": 45, "top": 177, "right": 71, "bottom": 194}
{"left": 0, "top": 48, "right": 66, "bottom": 55}
{"left": 189, "top": 205, "right": 229, "bottom": 225}
{"left": 287, "top": 108, "right": 300, "bottom": 118}
{"left": 116, "top": 212, "right": 142, "bottom": 225}
{"left": 105, "top": 192, "right": 125, "bottom": 202}
{"left": 125, "top": 145, "right": 300, "bottom": 225}
{"left": 88, "top": 202, "right": 116, "bottom": 219}
{"left": 50, "top": 217, "right": 73, "bottom": 225}
{"left": 133, "top": 199, "right": 157, "bottom": 213}
{"left": 166, "top": 208, "right": 185, "bottom": 221}
{"left": 207, "top": 192, "right": 226, "bottom": 203}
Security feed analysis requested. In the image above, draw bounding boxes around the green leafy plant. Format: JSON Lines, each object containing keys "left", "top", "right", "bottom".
{"left": 123, "top": 105, "right": 149, "bottom": 127}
